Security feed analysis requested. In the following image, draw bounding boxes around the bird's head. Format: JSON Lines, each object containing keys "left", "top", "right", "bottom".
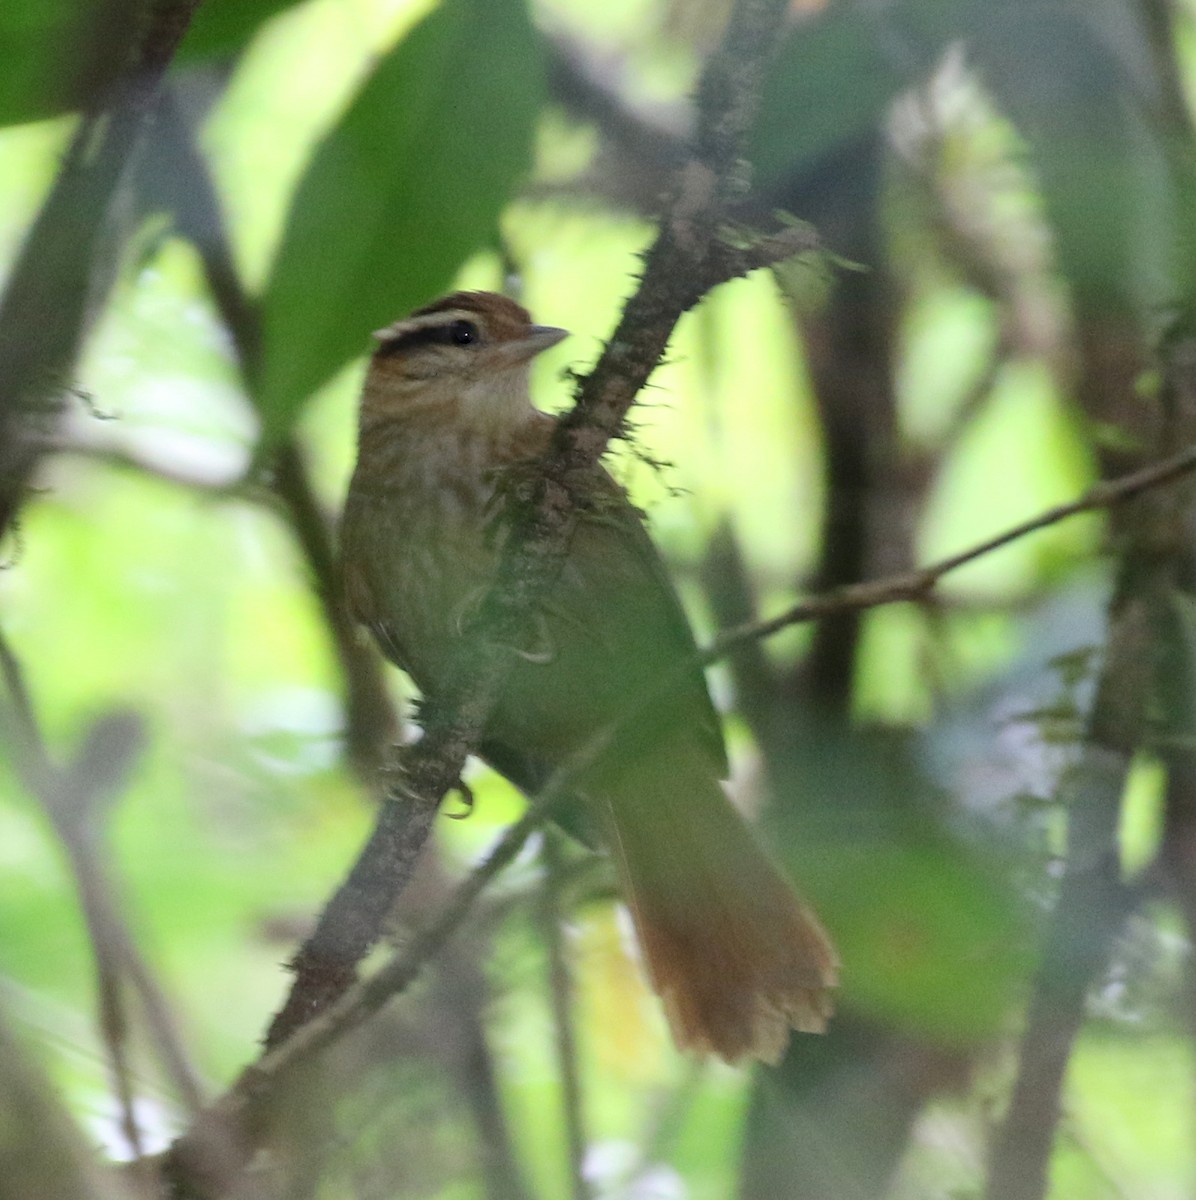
{"left": 363, "top": 291, "right": 569, "bottom": 431}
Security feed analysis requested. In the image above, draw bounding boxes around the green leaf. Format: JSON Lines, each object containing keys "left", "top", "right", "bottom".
{"left": 178, "top": 0, "right": 308, "bottom": 60}
{"left": 0, "top": 0, "right": 303, "bottom": 127}
{"left": 0, "top": 0, "right": 140, "bottom": 127}
{"left": 751, "top": 0, "right": 961, "bottom": 189}
{"left": 253, "top": 0, "right": 543, "bottom": 437}
{"left": 972, "top": 4, "right": 1169, "bottom": 315}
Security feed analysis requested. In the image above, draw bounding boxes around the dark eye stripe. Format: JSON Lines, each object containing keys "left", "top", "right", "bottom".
{"left": 376, "top": 319, "right": 480, "bottom": 357}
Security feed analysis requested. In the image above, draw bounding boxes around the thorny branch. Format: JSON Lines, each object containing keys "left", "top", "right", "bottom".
{"left": 165, "top": 751, "right": 588, "bottom": 1196}
{"left": 259, "top": 0, "right": 807, "bottom": 1057}
{"left": 141, "top": 97, "right": 536, "bottom": 1174}
{"left": 161, "top": 84, "right": 421, "bottom": 1021}
{"left": 166, "top": 372, "right": 1196, "bottom": 1199}
{"left": 5, "top": 2, "right": 1193, "bottom": 1197}
{"left": 165, "top": 1, "right": 802, "bottom": 1188}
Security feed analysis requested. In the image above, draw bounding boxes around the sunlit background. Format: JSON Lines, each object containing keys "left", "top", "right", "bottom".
{"left": 1, "top": 0, "right": 1195, "bottom": 1197}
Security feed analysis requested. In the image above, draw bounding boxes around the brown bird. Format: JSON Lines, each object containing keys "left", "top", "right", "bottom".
{"left": 341, "top": 290, "right": 838, "bottom": 1063}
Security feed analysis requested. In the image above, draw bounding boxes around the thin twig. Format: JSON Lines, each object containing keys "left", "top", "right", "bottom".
{"left": 433, "top": 934, "right": 537, "bottom": 1200}
{"left": 614, "top": 1065, "right": 705, "bottom": 1200}
{"left": 543, "top": 34, "right": 688, "bottom": 213}
{"left": 937, "top": 337, "right": 1010, "bottom": 454}
{"left": 707, "top": 439, "right": 1196, "bottom": 659}
{"left": 29, "top": 434, "right": 248, "bottom": 494}
{"left": 0, "top": 626, "right": 45, "bottom": 759}
{"left": 0, "top": 642, "right": 149, "bottom": 1156}
{"left": 148, "top": 90, "right": 404, "bottom": 1027}
{"left": 271, "top": 442, "right": 396, "bottom": 778}
{"left": 0, "top": 1004, "right": 131, "bottom": 1200}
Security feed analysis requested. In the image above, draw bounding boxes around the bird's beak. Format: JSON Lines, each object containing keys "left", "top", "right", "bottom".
{"left": 503, "top": 325, "right": 569, "bottom": 363}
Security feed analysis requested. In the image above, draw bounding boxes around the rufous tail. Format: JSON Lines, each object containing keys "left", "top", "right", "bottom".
{"left": 597, "top": 744, "right": 839, "bottom": 1065}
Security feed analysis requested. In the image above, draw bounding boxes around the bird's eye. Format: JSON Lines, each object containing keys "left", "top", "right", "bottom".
{"left": 449, "top": 319, "right": 479, "bottom": 346}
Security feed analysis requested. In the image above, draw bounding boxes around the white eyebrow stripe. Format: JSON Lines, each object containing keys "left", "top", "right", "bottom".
{"left": 372, "top": 309, "right": 477, "bottom": 342}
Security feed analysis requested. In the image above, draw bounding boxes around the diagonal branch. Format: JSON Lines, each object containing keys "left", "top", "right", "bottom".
{"left": 165, "top": 751, "right": 586, "bottom": 1197}
{"left": 708, "top": 439, "right": 1196, "bottom": 657}
{"left": 0, "top": 0, "right": 204, "bottom": 540}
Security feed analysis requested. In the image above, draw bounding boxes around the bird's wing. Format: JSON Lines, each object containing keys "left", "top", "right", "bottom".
{"left": 547, "top": 468, "right": 729, "bottom": 777}
{"left": 340, "top": 507, "right": 415, "bottom": 671}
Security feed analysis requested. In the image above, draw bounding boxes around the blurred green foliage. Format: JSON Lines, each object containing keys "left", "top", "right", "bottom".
{"left": 0, "top": 0, "right": 1194, "bottom": 1197}
{"left": 0, "top": 0, "right": 308, "bottom": 125}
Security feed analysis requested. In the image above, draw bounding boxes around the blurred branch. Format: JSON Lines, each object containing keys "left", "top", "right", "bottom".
{"left": 432, "top": 935, "right": 537, "bottom": 1200}
{"left": 936, "top": 335, "right": 1011, "bottom": 455}
{"left": 165, "top": 756, "right": 583, "bottom": 1197}
{"left": 546, "top": 35, "right": 688, "bottom": 162}
{"left": 271, "top": 441, "right": 397, "bottom": 777}
{"left": 759, "top": 188, "right": 954, "bottom": 1194}
{"left": 1140, "top": 0, "right": 1196, "bottom": 260}
{"left": 0, "top": 629, "right": 205, "bottom": 1136}
{"left": 542, "top": 34, "right": 687, "bottom": 212}
{"left": 143, "top": 89, "right": 398, "bottom": 782}
{"left": 614, "top": 1066, "right": 704, "bottom": 1199}
{"left": 1, "top": 650, "right": 144, "bottom": 1157}
{"left": 0, "top": 1001, "right": 132, "bottom": 1200}
{"left": 32, "top": 433, "right": 248, "bottom": 493}
{"left": 0, "top": 629, "right": 43, "bottom": 755}
{"left": 802, "top": 257, "right": 899, "bottom": 716}
{"left": 984, "top": 322, "right": 1196, "bottom": 1200}
{"left": 1156, "top": 583, "right": 1196, "bottom": 1101}
{"left": 538, "top": 829, "right": 590, "bottom": 1200}
{"left": 699, "top": 518, "right": 778, "bottom": 741}
{"left": 0, "top": 0, "right": 203, "bottom": 543}
{"left": 1138, "top": 8, "right": 1196, "bottom": 1131}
